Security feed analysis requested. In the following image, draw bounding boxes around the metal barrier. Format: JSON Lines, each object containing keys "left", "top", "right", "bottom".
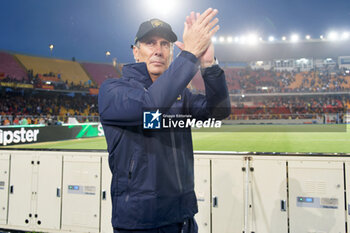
{"left": 0, "top": 150, "right": 349, "bottom": 233}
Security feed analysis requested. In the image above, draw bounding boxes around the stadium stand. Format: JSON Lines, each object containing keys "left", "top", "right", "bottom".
{"left": 190, "top": 67, "right": 350, "bottom": 94}
{"left": 224, "top": 68, "right": 242, "bottom": 91}
{"left": 190, "top": 71, "right": 205, "bottom": 93}
{"left": 81, "top": 62, "right": 120, "bottom": 86}
{"left": 0, "top": 51, "right": 27, "bottom": 81}
{"left": 1, "top": 49, "right": 350, "bottom": 126}
{"left": 15, "top": 54, "right": 91, "bottom": 85}
{"left": 0, "top": 90, "right": 98, "bottom": 125}
{"left": 229, "top": 95, "right": 347, "bottom": 121}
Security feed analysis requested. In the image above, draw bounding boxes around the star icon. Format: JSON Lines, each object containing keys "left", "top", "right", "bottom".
{"left": 151, "top": 109, "right": 161, "bottom": 122}
{"left": 151, "top": 109, "right": 162, "bottom": 122}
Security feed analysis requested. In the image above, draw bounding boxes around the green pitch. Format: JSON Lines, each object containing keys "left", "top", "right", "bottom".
{"left": 3, "top": 124, "right": 350, "bottom": 153}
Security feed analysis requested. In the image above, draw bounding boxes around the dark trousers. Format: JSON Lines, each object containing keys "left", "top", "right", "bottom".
{"left": 113, "top": 218, "right": 198, "bottom": 233}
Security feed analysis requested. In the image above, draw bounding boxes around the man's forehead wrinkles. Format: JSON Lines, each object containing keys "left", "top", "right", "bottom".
{"left": 141, "top": 36, "right": 170, "bottom": 43}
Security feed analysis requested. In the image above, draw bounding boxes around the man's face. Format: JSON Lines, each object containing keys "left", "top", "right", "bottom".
{"left": 133, "top": 35, "right": 173, "bottom": 81}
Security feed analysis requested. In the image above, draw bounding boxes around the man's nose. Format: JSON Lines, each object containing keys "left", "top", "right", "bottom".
{"left": 153, "top": 43, "right": 163, "bottom": 56}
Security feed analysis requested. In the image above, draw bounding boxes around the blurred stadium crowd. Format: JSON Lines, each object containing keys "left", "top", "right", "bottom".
{"left": 0, "top": 91, "right": 98, "bottom": 125}
{"left": 229, "top": 95, "right": 348, "bottom": 121}
{"left": 191, "top": 67, "right": 350, "bottom": 94}
{"left": 0, "top": 50, "right": 349, "bottom": 125}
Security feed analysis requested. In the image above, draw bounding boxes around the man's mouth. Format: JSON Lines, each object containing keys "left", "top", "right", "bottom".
{"left": 151, "top": 61, "right": 164, "bottom": 65}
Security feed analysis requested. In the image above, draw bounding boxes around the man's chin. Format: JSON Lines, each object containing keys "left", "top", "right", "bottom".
{"left": 148, "top": 67, "right": 166, "bottom": 76}
{"left": 149, "top": 72, "right": 162, "bottom": 77}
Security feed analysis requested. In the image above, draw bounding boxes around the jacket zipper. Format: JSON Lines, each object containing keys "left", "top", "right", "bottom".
{"left": 170, "top": 128, "right": 183, "bottom": 193}
{"left": 128, "top": 160, "right": 135, "bottom": 179}
{"left": 125, "top": 159, "right": 135, "bottom": 202}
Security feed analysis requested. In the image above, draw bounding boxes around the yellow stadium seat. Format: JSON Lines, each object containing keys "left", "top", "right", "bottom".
{"left": 15, "top": 54, "right": 91, "bottom": 85}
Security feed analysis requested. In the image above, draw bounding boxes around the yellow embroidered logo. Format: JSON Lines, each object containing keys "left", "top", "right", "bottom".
{"left": 177, "top": 95, "right": 181, "bottom": 101}
{"left": 151, "top": 19, "right": 163, "bottom": 28}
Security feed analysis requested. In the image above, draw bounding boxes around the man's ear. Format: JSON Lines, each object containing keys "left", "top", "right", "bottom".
{"left": 133, "top": 46, "right": 139, "bottom": 62}
{"left": 169, "top": 44, "right": 174, "bottom": 63}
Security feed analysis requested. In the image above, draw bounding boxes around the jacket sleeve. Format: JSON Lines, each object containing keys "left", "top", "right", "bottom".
{"left": 187, "top": 65, "right": 231, "bottom": 120}
{"left": 98, "top": 51, "right": 199, "bottom": 126}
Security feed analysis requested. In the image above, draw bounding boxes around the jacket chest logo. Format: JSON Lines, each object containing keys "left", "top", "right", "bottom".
{"left": 177, "top": 95, "right": 182, "bottom": 101}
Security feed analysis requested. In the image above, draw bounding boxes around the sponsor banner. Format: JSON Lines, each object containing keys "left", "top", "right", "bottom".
{"left": 1, "top": 82, "right": 16, "bottom": 87}
{"left": 17, "top": 83, "right": 34, "bottom": 89}
{"left": 89, "top": 88, "right": 99, "bottom": 95}
{"left": 41, "top": 84, "right": 54, "bottom": 90}
{"left": 0, "top": 123, "right": 105, "bottom": 146}
{"left": 39, "top": 75, "right": 61, "bottom": 82}
{"left": 0, "top": 82, "right": 34, "bottom": 89}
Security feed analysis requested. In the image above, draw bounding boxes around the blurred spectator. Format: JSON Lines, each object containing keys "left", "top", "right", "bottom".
{"left": 39, "top": 116, "right": 45, "bottom": 125}
{"left": 13, "top": 117, "right": 19, "bottom": 125}
{"left": 3, "top": 118, "right": 10, "bottom": 126}
{"left": 20, "top": 117, "right": 28, "bottom": 125}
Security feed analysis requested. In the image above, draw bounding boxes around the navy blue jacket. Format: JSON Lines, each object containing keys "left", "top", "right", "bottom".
{"left": 98, "top": 51, "right": 230, "bottom": 229}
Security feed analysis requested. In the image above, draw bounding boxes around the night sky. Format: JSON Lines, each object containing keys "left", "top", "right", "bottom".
{"left": 1, "top": 0, "right": 350, "bottom": 63}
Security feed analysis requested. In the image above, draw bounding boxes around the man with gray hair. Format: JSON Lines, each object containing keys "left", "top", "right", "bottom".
{"left": 99, "top": 8, "right": 230, "bottom": 233}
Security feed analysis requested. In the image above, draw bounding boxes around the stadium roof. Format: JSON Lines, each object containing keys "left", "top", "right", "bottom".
{"left": 215, "top": 40, "right": 350, "bottom": 62}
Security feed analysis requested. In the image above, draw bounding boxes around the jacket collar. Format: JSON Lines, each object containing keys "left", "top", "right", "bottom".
{"left": 122, "top": 62, "right": 153, "bottom": 88}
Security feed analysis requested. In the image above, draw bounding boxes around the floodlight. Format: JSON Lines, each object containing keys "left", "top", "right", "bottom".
{"left": 212, "top": 37, "right": 217, "bottom": 43}
{"left": 305, "top": 35, "right": 311, "bottom": 40}
{"left": 341, "top": 32, "right": 349, "bottom": 40}
{"left": 227, "top": 36, "right": 233, "bottom": 43}
{"left": 219, "top": 36, "right": 225, "bottom": 43}
{"left": 234, "top": 37, "right": 240, "bottom": 43}
{"left": 268, "top": 36, "right": 275, "bottom": 42}
{"left": 328, "top": 31, "right": 339, "bottom": 41}
{"left": 290, "top": 34, "right": 299, "bottom": 43}
{"left": 246, "top": 34, "right": 258, "bottom": 45}
{"left": 282, "top": 36, "right": 287, "bottom": 41}
{"left": 239, "top": 36, "right": 246, "bottom": 44}
{"left": 320, "top": 35, "right": 324, "bottom": 39}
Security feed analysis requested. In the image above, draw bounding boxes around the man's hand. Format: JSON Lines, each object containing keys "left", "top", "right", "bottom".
{"left": 199, "top": 40, "right": 215, "bottom": 68}
{"left": 175, "top": 8, "right": 219, "bottom": 59}
{"left": 175, "top": 9, "right": 218, "bottom": 68}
